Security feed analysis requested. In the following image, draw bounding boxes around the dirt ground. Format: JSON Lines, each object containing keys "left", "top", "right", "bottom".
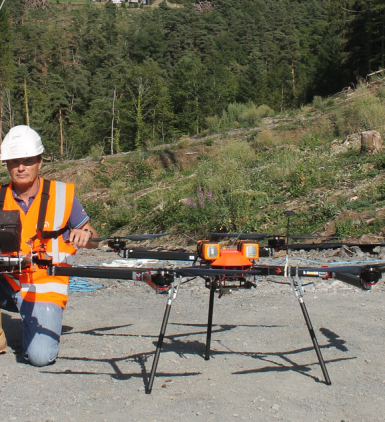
{"left": 1, "top": 247, "right": 385, "bottom": 422}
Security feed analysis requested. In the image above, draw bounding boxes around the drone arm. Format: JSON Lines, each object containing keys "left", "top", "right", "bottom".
{"left": 123, "top": 249, "right": 198, "bottom": 262}
{"left": 255, "top": 265, "right": 382, "bottom": 291}
{"left": 47, "top": 265, "right": 175, "bottom": 293}
{"left": 47, "top": 265, "right": 142, "bottom": 280}
{"left": 332, "top": 268, "right": 381, "bottom": 291}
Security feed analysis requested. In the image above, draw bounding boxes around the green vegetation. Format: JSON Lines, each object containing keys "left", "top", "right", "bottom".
{"left": 59, "top": 82, "right": 385, "bottom": 239}
{"left": 1, "top": 0, "right": 380, "bottom": 158}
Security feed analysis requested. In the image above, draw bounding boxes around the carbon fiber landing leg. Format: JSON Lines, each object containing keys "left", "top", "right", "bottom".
{"left": 290, "top": 275, "right": 331, "bottom": 385}
{"left": 205, "top": 287, "right": 215, "bottom": 360}
{"left": 146, "top": 277, "right": 181, "bottom": 394}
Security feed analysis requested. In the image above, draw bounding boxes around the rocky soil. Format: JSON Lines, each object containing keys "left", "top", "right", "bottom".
{"left": 1, "top": 245, "right": 385, "bottom": 422}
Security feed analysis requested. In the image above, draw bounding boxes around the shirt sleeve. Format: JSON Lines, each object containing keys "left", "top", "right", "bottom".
{"left": 68, "top": 196, "right": 89, "bottom": 229}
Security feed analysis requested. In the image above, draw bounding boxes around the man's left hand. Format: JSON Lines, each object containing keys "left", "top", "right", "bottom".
{"left": 69, "top": 223, "right": 98, "bottom": 249}
{"left": 69, "top": 228, "right": 92, "bottom": 249}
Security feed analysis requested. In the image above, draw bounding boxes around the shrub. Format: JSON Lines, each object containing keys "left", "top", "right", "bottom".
{"left": 334, "top": 218, "right": 354, "bottom": 237}
{"left": 128, "top": 154, "right": 153, "bottom": 186}
{"left": 252, "top": 129, "right": 282, "bottom": 150}
{"left": 89, "top": 143, "right": 105, "bottom": 161}
{"left": 240, "top": 105, "right": 260, "bottom": 126}
{"left": 345, "top": 82, "right": 385, "bottom": 134}
{"left": 205, "top": 115, "right": 220, "bottom": 132}
{"left": 346, "top": 199, "right": 373, "bottom": 211}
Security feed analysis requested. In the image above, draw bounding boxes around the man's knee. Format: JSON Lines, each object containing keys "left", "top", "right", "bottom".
{"left": 25, "top": 349, "right": 57, "bottom": 367}
{"left": 25, "top": 340, "right": 58, "bottom": 367}
{"left": 20, "top": 301, "right": 63, "bottom": 367}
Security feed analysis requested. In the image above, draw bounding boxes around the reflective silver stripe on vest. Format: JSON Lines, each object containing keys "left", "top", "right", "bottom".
{"left": 46, "top": 251, "right": 75, "bottom": 265}
{"left": 51, "top": 181, "right": 67, "bottom": 263}
{"left": 21, "top": 282, "right": 69, "bottom": 296}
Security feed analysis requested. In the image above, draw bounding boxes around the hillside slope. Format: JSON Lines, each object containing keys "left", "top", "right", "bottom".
{"left": 1, "top": 83, "right": 385, "bottom": 246}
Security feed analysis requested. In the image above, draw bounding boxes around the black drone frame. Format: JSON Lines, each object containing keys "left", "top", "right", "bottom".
{"left": 2, "top": 228, "right": 384, "bottom": 393}
{"left": 47, "top": 259, "right": 383, "bottom": 394}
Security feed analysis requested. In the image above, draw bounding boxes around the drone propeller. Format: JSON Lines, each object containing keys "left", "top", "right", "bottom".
{"left": 91, "top": 233, "right": 170, "bottom": 243}
{"left": 289, "top": 235, "right": 340, "bottom": 240}
{"left": 209, "top": 232, "right": 339, "bottom": 241}
{"left": 209, "top": 232, "right": 270, "bottom": 240}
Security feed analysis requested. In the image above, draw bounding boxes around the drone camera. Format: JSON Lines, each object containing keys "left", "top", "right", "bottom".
{"left": 236, "top": 241, "right": 259, "bottom": 259}
{"left": 0, "top": 210, "right": 22, "bottom": 253}
{"left": 197, "top": 240, "right": 220, "bottom": 260}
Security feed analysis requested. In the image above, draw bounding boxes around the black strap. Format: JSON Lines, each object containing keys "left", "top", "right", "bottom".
{"left": 34, "top": 180, "right": 69, "bottom": 240}
{"left": 0, "top": 184, "right": 9, "bottom": 210}
{"left": 37, "top": 179, "right": 51, "bottom": 233}
{"left": 40, "top": 226, "right": 69, "bottom": 240}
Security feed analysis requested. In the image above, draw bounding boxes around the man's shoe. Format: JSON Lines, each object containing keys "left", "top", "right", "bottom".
{"left": 0, "top": 310, "right": 7, "bottom": 353}
{"left": 0, "top": 337, "right": 6, "bottom": 354}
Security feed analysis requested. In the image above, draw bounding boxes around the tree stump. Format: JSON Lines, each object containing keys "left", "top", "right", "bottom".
{"left": 360, "top": 130, "right": 383, "bottom": 154}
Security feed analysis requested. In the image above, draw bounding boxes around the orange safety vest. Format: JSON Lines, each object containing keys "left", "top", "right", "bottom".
{"left": 1, "top": 179, "right": 77, "bottom": 309}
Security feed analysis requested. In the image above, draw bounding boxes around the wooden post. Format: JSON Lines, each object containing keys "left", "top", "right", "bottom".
{"left": 360, "top": 130, "right": 383, "bottom": 154}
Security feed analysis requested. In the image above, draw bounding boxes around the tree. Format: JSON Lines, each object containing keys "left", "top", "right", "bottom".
{"left": 237, "top": 50, "right": 267, "bottom": 106}
{"left": 0, "top": 3, "right": 13, "bottom": 139}
{"left": 120, "top": 59, "right": 174, "bottom": 150}
{"left": 170, "top": 53, "right": 206, "bottom": 134}
{"left": 40, "top": 74, "right": 70, "bottom": 157}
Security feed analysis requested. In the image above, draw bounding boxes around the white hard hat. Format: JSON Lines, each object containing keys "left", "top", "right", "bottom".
{"left": 1, "top": 125, "right": 44, "bottom": 161}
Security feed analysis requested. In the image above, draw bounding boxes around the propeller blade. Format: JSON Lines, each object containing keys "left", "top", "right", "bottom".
{"left": 289, "top": 235, "right": 340, "bottom": 240}
{"left": 91, "top": 233, "right": 170, "bottom": 243}
{"left": 91, "top": 237, "right": 109, "bottom": 242}
{"left": 123, "top": 233, "right": 170, "bottom": 241}
{"left": 209, "top": 233, "right": 344, "bottom": 241}
{"left": 209, "top": 232, "right": 269, "bottom": 240}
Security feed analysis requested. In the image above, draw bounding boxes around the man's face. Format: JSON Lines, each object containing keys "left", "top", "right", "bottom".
{"left": 6, "top": 156, "right": 42, "bottom": 191}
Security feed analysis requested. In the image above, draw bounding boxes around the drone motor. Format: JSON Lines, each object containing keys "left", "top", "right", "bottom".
{"left": 151, "top": 272, "right": 174, "bottom": 289}
{"left": 107, "top": 237, "right": 127, "bottom": 251}
{"left": 360, "top": 267, "right": 381, "bottom": 290}
{"left": 268, "top": 236, "right": 285, "bottom": 251}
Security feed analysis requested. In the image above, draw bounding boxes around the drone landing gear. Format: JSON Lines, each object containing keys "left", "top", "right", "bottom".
{"left": 289, "top": 274, "right": 331, "bottom": 385}
{"left": 205, "top": 286, "right": 215, "bottom": 360}
{"left": 205, "top": 276, "right": 253, "bottom": 360}
{"left": 204, "top": 276, "right": 332, "bottom": 385}
{"left": 146, "top": 276, "right": 182, "bottom": 394}
{"left": 146, "top": 273, "right": 331, "bottom": 394}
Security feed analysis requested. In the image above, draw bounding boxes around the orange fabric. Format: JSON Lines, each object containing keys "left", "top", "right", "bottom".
{"left": 2, "top": 179, "right": 77, "bottom": 309}
{"left": 211, "top": 250, "right": 253, "bottom": 267}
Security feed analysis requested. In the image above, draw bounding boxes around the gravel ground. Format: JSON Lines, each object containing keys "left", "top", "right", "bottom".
{"left": 1, "top": 246, "right": 385, "bottom": 422}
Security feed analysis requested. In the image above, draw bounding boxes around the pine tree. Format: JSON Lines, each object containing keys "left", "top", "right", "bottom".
{"left": 0, "top": 3, "right": 14, "bottom": 139}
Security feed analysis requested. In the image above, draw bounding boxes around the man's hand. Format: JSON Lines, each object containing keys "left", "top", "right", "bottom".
{"left": 69, "top": 223, "right": 99, "bottom": 249}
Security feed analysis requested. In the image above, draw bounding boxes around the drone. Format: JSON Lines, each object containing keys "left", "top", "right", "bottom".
{"left": 1, "top": 210, "right": 385, "bottom": 393}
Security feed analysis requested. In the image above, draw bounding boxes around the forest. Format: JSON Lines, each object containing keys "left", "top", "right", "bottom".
{"left": 0, "top": 0, "right": 385, "bottom": 158}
